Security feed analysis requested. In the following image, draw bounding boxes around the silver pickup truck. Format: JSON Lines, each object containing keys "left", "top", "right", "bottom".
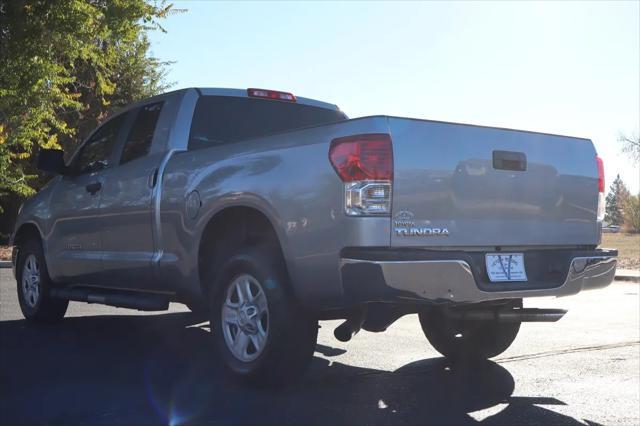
{"left": 11, "top": 87, "right": 617, "bottom": 384}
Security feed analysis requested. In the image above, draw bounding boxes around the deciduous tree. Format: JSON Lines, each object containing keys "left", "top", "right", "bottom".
{"left": 0, "top": 0, "right": 177, "bottom": 214}
{"left": 624, "top": 195, "right": 640, "bottom": 232}
{"left": 618, "top": 132, "right": 639, "bottom": 163}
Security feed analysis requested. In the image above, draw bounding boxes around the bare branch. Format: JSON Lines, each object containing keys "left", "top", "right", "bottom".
{"left": 618, "top": 132, "right": 640, "bottom": 163}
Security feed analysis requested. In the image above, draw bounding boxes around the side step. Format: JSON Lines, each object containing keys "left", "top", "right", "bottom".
{"left": 51, "top": 287, "right": 170, "bottom": 311}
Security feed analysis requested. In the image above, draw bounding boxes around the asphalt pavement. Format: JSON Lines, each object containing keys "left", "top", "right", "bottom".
{"left": 1, "top": 269, "right": 638, "bottom": 426}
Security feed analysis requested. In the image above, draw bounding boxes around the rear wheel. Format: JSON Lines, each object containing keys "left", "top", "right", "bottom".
{"left": 210, "top": 245, "right": 318, "bottom": 385}
{"left": 419, "top": 301, "right": 521, "bottom": 361}
{"left": 16, "top": 239, "right": 68, "bottom": 323}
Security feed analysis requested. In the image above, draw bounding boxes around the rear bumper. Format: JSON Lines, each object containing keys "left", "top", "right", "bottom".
{"left": 340, "top": 248, "right": 617, "bottom": 305}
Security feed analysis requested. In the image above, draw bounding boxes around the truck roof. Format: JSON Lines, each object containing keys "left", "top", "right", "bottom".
{"left": 112, "top": 87, "right": 343, "bottom": 120}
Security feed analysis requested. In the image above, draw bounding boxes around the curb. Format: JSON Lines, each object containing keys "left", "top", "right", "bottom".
{"left": 615, "top": 268, "right": 640, "bottom": 283}
{"left": 615, "top": 274, "right": 640, "bottom": 283}
{"left": 0, "top": 261, "right": 12, "bottom": 269}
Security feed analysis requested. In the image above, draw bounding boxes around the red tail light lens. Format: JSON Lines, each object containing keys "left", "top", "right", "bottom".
{"left": 329, "top": 134, "right": 393, "bottom": 182}
{"left": 596, "top": 156, "right": 605, "bottom": 222}
{"left": 596, "top": 156, "right": 605, "bottom": 193}
{"left": 247, "top": 88, "right": 296, "bottom": 102}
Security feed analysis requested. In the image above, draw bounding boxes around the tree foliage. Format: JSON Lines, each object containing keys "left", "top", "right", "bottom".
{"left": 624, "top": 195, "right": 640, "bottom": 232}
{"left": 0, "top": 0, "right": 177, "bottom": 212}
{"left": 605, "top": 174, "right": 631, "bottom": 226}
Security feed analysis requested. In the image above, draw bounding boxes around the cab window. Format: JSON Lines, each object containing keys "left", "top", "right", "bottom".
{"left": 73, "top": 114, "right": 125, "bottom": 174}
{"left": 120, "top": 102, "right": 163, "bottom": 164}
{"left": 188, "top": 96, "right": 346, "bottom": 150}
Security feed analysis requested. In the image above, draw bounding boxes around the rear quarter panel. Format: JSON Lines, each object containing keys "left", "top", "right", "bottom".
{"left": 158, "top": 116, "right": 391, "bottom": 309}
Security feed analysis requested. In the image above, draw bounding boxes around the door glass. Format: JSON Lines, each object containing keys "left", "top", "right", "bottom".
{"left": 120, "top": 102, "right": 163, "bottom": 165}
{"left": 74, "top": 114, "right": 125, "bottom": 174}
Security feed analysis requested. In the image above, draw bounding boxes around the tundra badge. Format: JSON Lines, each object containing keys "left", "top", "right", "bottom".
{"left": 393, "top": 210, "right": 449, "bottom": 237}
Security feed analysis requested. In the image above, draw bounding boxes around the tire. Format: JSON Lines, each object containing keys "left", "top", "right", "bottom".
{"left": 209, "top": 244, "right": 318, "bottom": 386}
{"left": 419, "top": 301, "right": 521, "bottom": 361}
{"left": 16, "top": 238, "right": 68, "bottom": 323}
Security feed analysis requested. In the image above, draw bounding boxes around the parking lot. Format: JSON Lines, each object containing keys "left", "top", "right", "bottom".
{"left": 1, "top": 268, "right": 638, "bottom": 426}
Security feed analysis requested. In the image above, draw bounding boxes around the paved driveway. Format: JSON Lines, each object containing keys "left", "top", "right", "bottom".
{"left": 1, "top": 269, "right": 638, "bottom": 425}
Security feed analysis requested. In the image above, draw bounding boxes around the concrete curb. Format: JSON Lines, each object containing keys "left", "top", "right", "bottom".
{"left": 0, "top": 261, "right": 11, "bottom": 269}
{"left": 615, "top": 270, "right": 640, "bottom": 283}
{"left": 616, "top": 276, "right": 640, "bottom": 283}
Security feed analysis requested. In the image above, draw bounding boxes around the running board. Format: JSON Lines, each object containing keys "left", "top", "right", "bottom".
{"left": 447, "top": 307, "right": 567, "bottom": 323}
{"left": 51, "top": 287, "right": 169, "bottom": 311}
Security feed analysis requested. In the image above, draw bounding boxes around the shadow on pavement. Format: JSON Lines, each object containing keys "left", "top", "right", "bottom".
{"left": 0, "top": 312, "right": 602, "bottom": 426}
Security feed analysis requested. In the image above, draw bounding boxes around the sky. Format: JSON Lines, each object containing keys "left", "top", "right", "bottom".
{"left": 148, "top": 1, "right": 640, "bottom": 193}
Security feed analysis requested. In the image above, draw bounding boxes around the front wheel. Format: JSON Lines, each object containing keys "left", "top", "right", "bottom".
{"left": 16, "top": 239, "right": 68, "bottom": 323}
{"left": 210, "top": 245, "right": 318, "bottom": 385}
{"left": 419, "top": 302, "right": 521, "bottom": 361}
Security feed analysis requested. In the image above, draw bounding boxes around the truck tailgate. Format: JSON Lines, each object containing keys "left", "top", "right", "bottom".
{"left": 387, "top": 117, "right": 600, "bottom": 247}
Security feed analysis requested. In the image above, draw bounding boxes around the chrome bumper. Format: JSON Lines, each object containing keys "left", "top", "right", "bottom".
{"left": 340, "top": 255, "right": 617, "bottom": 304}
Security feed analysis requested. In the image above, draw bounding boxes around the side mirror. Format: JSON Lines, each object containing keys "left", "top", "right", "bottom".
{"left": 37, "top": 149, "right": 67, "bottom": 175}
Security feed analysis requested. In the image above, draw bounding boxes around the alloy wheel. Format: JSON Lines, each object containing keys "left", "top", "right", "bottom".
{"left": 221, "top": 274, "right": 269, "bottom": 362}
{"left": 21, "top": 254, "right": 41, "bottom": 308}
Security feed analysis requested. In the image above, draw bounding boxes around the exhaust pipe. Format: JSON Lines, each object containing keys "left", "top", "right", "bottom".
{"left": 497, "top": 308, "right": 567, "bottom": 322}
{"left": 334, "top": 309, "right": 366, "bottom": 342}
{"left": 334, "top": 320, "right": 360, "bottom": 342}
{"left": 448, "top": 307, "right": 567, "bottom": 323}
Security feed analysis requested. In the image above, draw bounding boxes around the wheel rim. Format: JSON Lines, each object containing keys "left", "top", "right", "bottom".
{"left": 21, "top": 254, "right": 41, "bottom": 308}
{"left": 221, "top": 274, "right": 269, "bottom": 362}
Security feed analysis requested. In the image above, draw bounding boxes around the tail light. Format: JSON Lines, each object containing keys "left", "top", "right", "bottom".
{"left": 329, "top": 134, "right": 393, "bottom": 216}
{"left": 596, "top": 155, "right": 605, "bottom": 221}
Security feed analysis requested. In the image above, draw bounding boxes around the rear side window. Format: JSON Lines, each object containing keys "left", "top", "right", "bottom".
{"left": 120, "top": 102, "right": 163, "bottom": 164}
{"left": 188, "top": 96, "right": 346, "bottom": 150}
{"left": 73, "top": 114, "right": 125, "bottom": 174}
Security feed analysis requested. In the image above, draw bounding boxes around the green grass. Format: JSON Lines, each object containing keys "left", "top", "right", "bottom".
{"left": 601, "top": 233, "right": 640, "bottom": 270}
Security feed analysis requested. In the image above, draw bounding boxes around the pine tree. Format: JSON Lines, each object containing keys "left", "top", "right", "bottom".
{"left": 605, "top": 175, "right": 631, "bottom": 226}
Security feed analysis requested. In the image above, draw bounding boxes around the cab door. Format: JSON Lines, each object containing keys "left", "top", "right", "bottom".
{"left": 47, "top": 114, "right": 127, "bottom": 284}
{"left": 98, "top": 102, "right": 165, "bottom": 289}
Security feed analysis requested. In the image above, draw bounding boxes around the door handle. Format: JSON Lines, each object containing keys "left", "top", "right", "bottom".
{"left": 493, "top": 150, "right": 527, "bottom": 171}
{"left": 85, "top": 181, "right": 102, "bottom": 195}
{"left": 148, "top": 168, "right": 159, "bottom": 188}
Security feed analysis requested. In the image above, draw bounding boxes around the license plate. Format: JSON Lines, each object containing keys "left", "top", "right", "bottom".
{"left": 485, "top": 253, "right": 527, "bottom": 282}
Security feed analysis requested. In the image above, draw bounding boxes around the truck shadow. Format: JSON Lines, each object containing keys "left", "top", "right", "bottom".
{"left": 0, "top": 312, "right": 602, "bottom": 426}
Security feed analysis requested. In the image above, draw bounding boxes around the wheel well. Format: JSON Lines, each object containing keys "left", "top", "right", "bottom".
{"left": 197, "top": 206, "right": 286, "bottom": 298}
{"left": 12, "top": 223, "right": 41, "bottom": 248}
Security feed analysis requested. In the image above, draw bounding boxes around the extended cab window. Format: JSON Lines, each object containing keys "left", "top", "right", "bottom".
{"left": 120, "top": 102, "right": 163, "bottom": 164}
{"left": 188, "top": 96, "right": 346, "bottom": 150}
{"left": 73, "top": 114, "right": 125, "bottom": 174}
